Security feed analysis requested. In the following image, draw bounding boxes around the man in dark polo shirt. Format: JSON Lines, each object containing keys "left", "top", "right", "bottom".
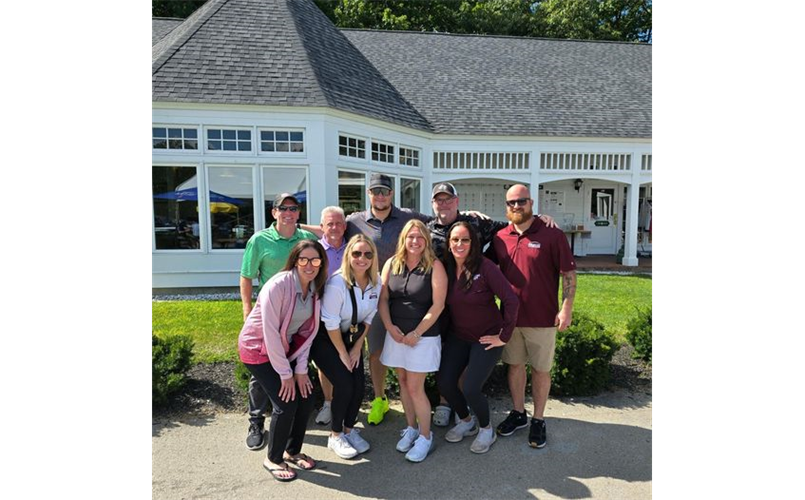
{"left": 489, "top": 184, "right": 577, "bottom": 449}
{"left": 344, "top": 173, "right": 431, "bottom": 425}
{"left": 427, "top": 181, "right": 556, "bottom": 427}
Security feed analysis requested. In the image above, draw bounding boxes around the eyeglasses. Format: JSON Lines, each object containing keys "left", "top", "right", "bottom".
{"left": 276, "top": 205, "right": 299, "bottom": 212}
{"left": 369, "top": 187, "right": 391, "bottom": 197}
{"left": 297, "top": 257, "right": 322, "bottom": 267}
{"left": 505, "top": 198, "right": 531, "bottom": 208}
{"left": 450, "top": 237, "right": 471, "bottom": 245}
{"left": 351, "top": 250, "right": 374, "bottom": 259}
{"left": 433, "top": 196, "right": 455, "bottom": 205}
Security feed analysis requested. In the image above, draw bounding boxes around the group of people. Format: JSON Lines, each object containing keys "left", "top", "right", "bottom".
{"left": 236, "top": 174, "right": 577, "bottom": 481}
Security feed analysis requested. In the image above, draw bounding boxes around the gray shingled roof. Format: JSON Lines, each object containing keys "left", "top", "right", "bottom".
{"left": 342, "top": 30, "right": 651, "bottom": 138}
{"left": 152, "top": 0, "right": 430, "bottom": 131}
{"left": 152, "top": 18, "right": 183, "bottom": 45}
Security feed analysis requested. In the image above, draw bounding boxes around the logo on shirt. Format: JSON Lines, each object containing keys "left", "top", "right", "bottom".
{"left": 369, "top": 293, "right": 378, "bottom": 299}
{"left": 472, "top": 274, "right": 481, "bottom": 281}
{"left": 528, "top": 241, "right": 541, "bottom": 249}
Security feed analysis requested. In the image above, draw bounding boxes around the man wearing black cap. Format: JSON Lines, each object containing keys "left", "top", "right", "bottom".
{"left": 239, "top": 192, "right": 318, "bottom": 451}
{"left": 428, "top": 182, "right": 556, "bottom": 259}
{"left": 427, "top": 181, "right": 556, "bottom": 427}
{"left": 344, "top": 173, "right": 432, "bottom": 425}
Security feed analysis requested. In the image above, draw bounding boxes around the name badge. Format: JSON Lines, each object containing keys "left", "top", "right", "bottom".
{"left": 528, "top": 241, "right": 541, "bottom": 249}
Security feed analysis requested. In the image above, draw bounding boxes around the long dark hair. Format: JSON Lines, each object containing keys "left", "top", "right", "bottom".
{"left": 282, "top": 240, "right": 328, "bottom": 298}
{"left": 443, "top": 221, "right": 482, "bottom": 292}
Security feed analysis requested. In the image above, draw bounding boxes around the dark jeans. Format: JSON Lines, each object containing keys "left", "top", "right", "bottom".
{"left": 248, "top": 376, "right": 270, "bottom": 427}
{"left": 437, "top": 334, "right": 503, "bottom": 428}
{"left": 244, "top": 360, "right": 315, "bottom": 464}
{"left": 310, "top": 324, "right": 365, "bottom": 433}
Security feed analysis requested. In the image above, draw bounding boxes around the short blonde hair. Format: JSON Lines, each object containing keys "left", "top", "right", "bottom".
{"left": 339, "top": 234, "right": 379, "bottom": 288}
{"left": 391, "top": 219, "right": 435, "bottom": 275}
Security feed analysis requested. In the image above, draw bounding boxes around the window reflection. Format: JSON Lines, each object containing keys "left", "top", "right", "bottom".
{"left": 208, "top": 167, "right": 254, "bottom": 249}
{"left": 338, "top": 171, "right": 365, "bottom": 216}
{"left": 152, "top": 166, "right": 200, "bottom": 250}
{"left": 400, "top": 177, "right": 420, "bottom": 212}
{"left": 263, "top": 167, "right": 308, "bottom": 226}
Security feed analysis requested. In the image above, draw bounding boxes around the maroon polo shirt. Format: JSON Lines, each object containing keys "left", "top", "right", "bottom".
{"left": 491, "top": 218, "right": 576, "bottom": 328}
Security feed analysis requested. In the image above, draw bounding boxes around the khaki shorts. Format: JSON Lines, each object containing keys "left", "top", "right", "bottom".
{"left": 501, "top": 327, "right": 557, "bottom": 372}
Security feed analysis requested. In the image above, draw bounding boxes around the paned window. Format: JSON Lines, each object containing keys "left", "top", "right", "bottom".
{"left": 338, "top": 171, "right": 365, "bottom": 216}
{"left": 208, "top": 167, "right": 255, "bottom": 249}
{"left": 400, "top": 177, "right": 421, "bottom": 212}
{"left": 338, "top": 135, "right": 366, "bottom": 159}
{"left": 152, "top": 166, "right": 200, "bottom": 250}
{"left": 399, "top": 147, "right": 420, "bottom": 167}
{"left": 152, "top": 127, "right": 198, "bottom": 150}
{"left": 371, "top": 141, "right": 395, "bottom": 163}
{"left": 263, "top": 167, "right": 308, "bottom": 225}
{"left": 260, "top": 130, "right": 304, "bottom": 153}
{"left": 207, "top": 128, "right": 252, "bottom": 152}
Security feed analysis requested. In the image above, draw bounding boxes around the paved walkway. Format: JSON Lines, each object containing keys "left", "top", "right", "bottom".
{"left": 153, "top": 389, "right": 651, "bottom": 499}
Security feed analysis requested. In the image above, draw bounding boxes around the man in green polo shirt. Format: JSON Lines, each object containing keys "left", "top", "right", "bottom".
{"left": 240, "top": 192, "right": 317, "bottom": 451}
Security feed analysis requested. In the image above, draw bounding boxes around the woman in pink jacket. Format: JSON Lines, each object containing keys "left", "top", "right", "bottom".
{"left": 238, "top": 240, "right": 328, "bottom": 482}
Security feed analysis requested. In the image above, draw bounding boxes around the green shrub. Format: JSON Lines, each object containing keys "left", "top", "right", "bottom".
{"left": 152, "top": 334, "right": 194, "bottom": 406}
{"left": 626, "top": 307, "right": 652, "bottom": 364}
{"left": 551, "top": 313, "right": 619, "bottom": 396}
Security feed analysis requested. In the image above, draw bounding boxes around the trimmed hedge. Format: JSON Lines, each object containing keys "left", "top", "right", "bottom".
{"left": 152, "top": 334, "right": 194, "bottom": 406}
{"left": 626, "top": 307, "right": 652, "bottom": 364}
{"left": 550, "top": 313, "right": 619, "bottom": 396}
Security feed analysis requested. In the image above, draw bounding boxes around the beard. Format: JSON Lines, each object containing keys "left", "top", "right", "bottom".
{"left": 506, "top": 206, "right": 533, "bottom": 225}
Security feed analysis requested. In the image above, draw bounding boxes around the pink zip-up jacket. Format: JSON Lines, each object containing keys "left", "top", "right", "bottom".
{"left": 238, "top": 269, "right": 321, "bottom": 380}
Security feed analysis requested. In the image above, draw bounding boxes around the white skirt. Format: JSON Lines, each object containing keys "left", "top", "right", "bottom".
{"left": 379, "top": 332, "right": 441, "bottom": 373}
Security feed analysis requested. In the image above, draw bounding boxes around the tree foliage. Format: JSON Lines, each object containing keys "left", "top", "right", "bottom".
{"left": 152, "top": 0, "right": 651, "bottom": 42}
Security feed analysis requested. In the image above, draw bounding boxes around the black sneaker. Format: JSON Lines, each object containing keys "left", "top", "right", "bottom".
{"left": 496, "top": 410, "right": 528, "bottom": 436}
{"left": 528, "top": 418, "right": 547, "bottom": 448}
{"left": 246, "top": 423, "right": 266, "bottom": 450}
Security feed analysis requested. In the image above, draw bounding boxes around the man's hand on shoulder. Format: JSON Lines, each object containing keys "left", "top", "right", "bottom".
{"left": 539, "top": 214, "right": 557, "bottom": 228}
{"left": 462, "top": 210, "right": 490, "bottom": 220}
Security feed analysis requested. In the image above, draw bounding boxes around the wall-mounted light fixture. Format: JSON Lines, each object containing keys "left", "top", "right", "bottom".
{"left": 574, "top": 179, "right": 584, "bottom": 191}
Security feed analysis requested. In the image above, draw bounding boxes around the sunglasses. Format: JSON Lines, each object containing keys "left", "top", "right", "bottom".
{"left": 450, "top": 237, "right": 471, "bottom": 245}
{"left": 351, "top": 250, "right": 374, "bottom": 259}
{"left": 369, "top": 187, "right": 391, "bottom": 197}
{"left": 505, "top": 198, "right": 531, "bottom": 208}
{"left": 276, "top": 205, "right": 299, "bottom": 212}
{"left": 297, "top": 257, "right": 322, "bottom": 267}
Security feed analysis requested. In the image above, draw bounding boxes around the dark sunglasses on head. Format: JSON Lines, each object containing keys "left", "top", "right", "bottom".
{"left": 369, "top": 187, "right": 391, "bottom": 196}
{"left": 450, "top": 237, "right": 471, "bottom": 245}
{"left": 351, "top": 250, "right": 374, "bottom": 259}
{"left": 505, "top": 198, "right": 531, "bottom": 208}
{"left": 297, "top": 257, "right": 322, "bottom": 267}
{"left": 276, "top": 205, "right": 299, "bottom": 212}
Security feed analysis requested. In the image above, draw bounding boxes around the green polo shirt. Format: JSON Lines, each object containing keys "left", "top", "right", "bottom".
{"left": 240, "top": 224, "right": 317, "bottom": 292}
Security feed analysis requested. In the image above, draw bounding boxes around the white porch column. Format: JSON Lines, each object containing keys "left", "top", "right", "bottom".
{"left": 622, "top": 154, "right": 641, "bottom": 266}
{"left": 530, "top": 148, "right": 541, "bottom": 207}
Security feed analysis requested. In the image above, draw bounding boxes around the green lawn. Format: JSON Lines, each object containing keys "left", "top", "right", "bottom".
{"left": 153, "top": 274, "right": 651, "bottom": 364}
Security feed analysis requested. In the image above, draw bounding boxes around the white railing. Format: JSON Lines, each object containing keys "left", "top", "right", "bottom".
{"left": 540, "top": 153, "right": 631, "bottom": 171}
{"left": 433, "top": 151, "right": 529, "bottom": 170}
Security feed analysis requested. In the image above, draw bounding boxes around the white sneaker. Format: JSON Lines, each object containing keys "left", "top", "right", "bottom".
{"left": 328, "top": 433, "right": 358, "bottom": 459}
{"left": 344, "top": 428, "right": 370, "bottom": 454}
{"left": 396, "top": 426, "right": 419, "bottom": 453}
{"left": 405, "top": 432, "right": 434, "bottom": 462}
{"left": 445, "top": 416, "right": 479, "bottom": 443}
{"left": 315, "top": 402, "right": 332, "bottom": 425}
{"left": 470, "top": 426, "right": 497, "bottom": 454}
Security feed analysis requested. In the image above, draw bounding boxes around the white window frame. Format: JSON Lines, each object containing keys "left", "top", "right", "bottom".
{"left": 205, "top": 126, "right": 255, "bottom": 154}
{"left": 399, "top": 175, "right": 423, "bottom": 212}
{"left": 152, "top": 162, "right": 205, "bottom": 254}
{"left": 260, "top": 165, "right": 311, "bottom": 227}
{"left": 152, "top": 125, "right": 200, "bottom": 152}
{"left": 371, "top": 140, "right": 396, "bottom": 164}
{"left": 258, "top": 128, "right": 306, "bottom": 156}
{"left": 397, "top": 145, "right": 422, "bottom": 168}
{"left": 338, "top": 133, "right": 368, "bottom": 161}
{"left": 205, "top": 164, "right": 258, "bottom": 253}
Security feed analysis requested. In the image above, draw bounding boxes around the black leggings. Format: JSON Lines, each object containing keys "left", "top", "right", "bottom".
{"left": 244, "top": 359, "right": 315, "bottom": 464}
{"left": 437, "top": 334, "right": 503, "bottom": 428}
{"left": 310, "top": 325, "right": 365, "bottom": 433}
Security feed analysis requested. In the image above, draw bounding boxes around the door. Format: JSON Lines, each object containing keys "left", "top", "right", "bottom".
{"left": 586, "top": 187, "right": 618, "bottom": 254}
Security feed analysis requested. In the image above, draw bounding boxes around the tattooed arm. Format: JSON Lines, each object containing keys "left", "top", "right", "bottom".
{"left": 555, "top": 270, "right": 577, "bottom": 331}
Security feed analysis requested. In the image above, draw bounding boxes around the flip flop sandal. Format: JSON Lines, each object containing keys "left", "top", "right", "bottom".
{"left": 285, "top": 453, "right": 317, "bottom": 471}
{"left": 263, "top": 462, "right": 297, "bottom": 482}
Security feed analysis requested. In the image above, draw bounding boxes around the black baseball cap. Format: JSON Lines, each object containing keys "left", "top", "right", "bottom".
{"left": 273, "top": 192, "right": 299, "bottom": 207}
{"left": 431, "top": 182, "right": 458, "bottom": 199}
{"left": 369, "top": 173, "right": 393, "bottom": 190}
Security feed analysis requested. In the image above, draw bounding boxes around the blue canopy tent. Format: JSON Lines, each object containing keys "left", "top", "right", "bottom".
{"left": 153, "top": 188, "right": 243, "bottom": 205}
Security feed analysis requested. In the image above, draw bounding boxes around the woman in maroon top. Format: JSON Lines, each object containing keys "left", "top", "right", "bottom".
{"left": 438, "top": 221, "right": 519, "bottom": 454}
